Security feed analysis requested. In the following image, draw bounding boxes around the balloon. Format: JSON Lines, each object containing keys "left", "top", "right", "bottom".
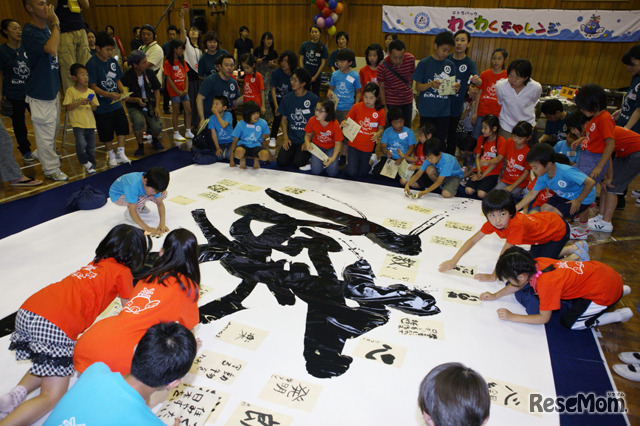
{"left": 328, "top": 0, "right": 337, "bottom": 9}
{"left": 316, "top": 17, "right": 325, "bottom": 28}
{"left": 327, "top": 26, "right": 337, "bottom": 36}
{"left": 315, "top": 0, "right": 324, "bottom": 10}
{"left": 322, "top": 7, "right": 331, "bottom": 18}
{"left": 330, "top": 12, "right": 339, "bottom": 24}
{"left": 324, "top": 17, "right": 333, "bottom": 28}
{"left": 335, "top": 2, "right": 344, "bottom": 14}
{"left": 314, "top": 14, "right": 321, "bottom": 24}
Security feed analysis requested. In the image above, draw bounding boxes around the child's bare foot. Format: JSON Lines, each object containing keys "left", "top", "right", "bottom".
{"left": 253, "top": 159, "right": 260, "bottom": 169}
{"left": 239, "top": 158, "right": 247, "bottom": 169}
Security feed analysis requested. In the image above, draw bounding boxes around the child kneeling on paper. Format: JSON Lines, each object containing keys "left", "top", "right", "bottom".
{"left": 110, "top": 167, "right": 170, "bottom": 236}
{"left": 480, "top": 246, "right": 633, "bottom": 329}
{"left": 439, "top": 189, "right": 585, "bottom": 281}
{"left": 230, "top": 101, "right": 270, "bottom": 169}
{"left": 418, "top": 362, "right": 490, "bottom": 426}
{"left": 372, "top": 107, "right": 415, "bottom": 182}
{"left": 404, "top": 138, "right": 462, "bottom": 199}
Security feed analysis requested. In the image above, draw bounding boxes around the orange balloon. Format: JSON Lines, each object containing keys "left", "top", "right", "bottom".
{"left": 335, "top": 2, "right": 344, "bottom": 14}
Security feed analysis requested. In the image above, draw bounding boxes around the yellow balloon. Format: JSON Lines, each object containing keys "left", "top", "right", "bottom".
{"left": 327, "top": 26, "right": 337, "bottom": 36}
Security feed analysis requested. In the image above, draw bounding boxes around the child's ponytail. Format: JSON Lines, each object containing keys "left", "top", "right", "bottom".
{"left": 480, "top": 114, "right": 499, "bottom": 157}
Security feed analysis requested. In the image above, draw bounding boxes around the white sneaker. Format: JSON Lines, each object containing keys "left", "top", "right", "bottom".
{"left": 31, "top": 149, "right": 39, "bottom": 161}
{"left": 570, "top": 226, "right": 589, "bottom": 240}
{"left": 185, "top": 129, "right": 195, "bottom": 139}
{"left": 269, "top": 138, "right": 276, "bottom": 148}
{"left": 622, "top": 285, "right": 631, "bottom": 296}
{"left": 588, "top": 214, "right": 602, "bottom": 225}
{"left": 83, "top": 162, "right": 96, "bottom": 175}
{"left": 613, "top": 363, "right": 640, "bottom": 382}
{"left": 143, "top": 133, "right": 153, "bottom": 140}
{"left": 108, "top": 152, "right": 117, "bottom": 167}
{"left": 619, "top": 352, "right": 640, "bottom": 364}
{"left": 631, "top": 189, "right": 640, "bottom": 197}
{"left": 588, "top": 217, "right": 613, "bottom": 232}
{"left": 116, "top": 149, "right": 130, "bottom": 164}
{"left": 174, "top": 132, "right": 186, "bottom": 141}
{"left": 44, "top": 170, "right": 68, "bottom": 181}
{"left": 299, "top": 164, "right": 311, "bottom": 171}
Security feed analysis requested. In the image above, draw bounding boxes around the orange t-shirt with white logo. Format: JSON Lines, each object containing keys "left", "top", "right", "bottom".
{"left": 243, "top": 72, "right": 265, "bottom": 107}
{"left": 73, "top": 275, "right": 199, "bottom": 374}
{"left": 304, "top": 116, "right": 344, "bottom": 149}
{"left": 345, "top": 102, "right": 386, "bottom": 152}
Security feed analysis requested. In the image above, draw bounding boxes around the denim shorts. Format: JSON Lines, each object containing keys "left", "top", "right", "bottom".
{"left": 171, "top": 94, "right": 190, "bottom": 103}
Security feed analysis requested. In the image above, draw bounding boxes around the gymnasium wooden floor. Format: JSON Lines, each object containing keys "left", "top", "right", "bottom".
{"left": 1, "top": 111, "right": 639, "bottom": 424}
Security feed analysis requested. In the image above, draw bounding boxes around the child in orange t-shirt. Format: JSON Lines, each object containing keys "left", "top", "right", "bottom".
{"left": 0, "top": 225, "right": 148, "bottom": 425}
{"left": 471, "top": 47, "right": 507, "bottom": 139}
{"left": 344, "top": 82, "right": 385, "bottom": 178}
{"left": 359, "top": 43, "right": 383, "bottom": 87}
{"left": 481, "top": 247, "right": 632, "bottom": 329}
{"left": 303, "top": 99, "right": 344, "bottom": 177}
{"left": 494, "top": 121, "right": 533, "bottom": 198}
{"left": 164, "top": 39, "right": 193, "bottom": 142}
{"left": 569, "top": 85, "right": 616, "bottom": 236}
{"left": 465, "top": 114, "right": 506, "bottom": 199}
{"left": 240, "top": 53, "right": 266, "bottom": 115}
{"left": 73, "top": 229, "right": 201, "bottom": 375}
{"left": 439, "top": 189, "right": 583, "bottom": 282}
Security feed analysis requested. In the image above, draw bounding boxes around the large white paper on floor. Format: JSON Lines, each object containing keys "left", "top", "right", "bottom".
{"left": 0, "top": 163, "right": 560, "bottom": 425}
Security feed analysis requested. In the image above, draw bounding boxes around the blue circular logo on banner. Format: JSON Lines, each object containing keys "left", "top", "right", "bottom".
{"left": 414, "top": 12, "right": 430, "bottom": 30}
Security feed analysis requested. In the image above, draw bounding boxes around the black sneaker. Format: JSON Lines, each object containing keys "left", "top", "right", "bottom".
{"left": 151, "top": 138, "right": 163, "bottom": 150}
{"left": 134, "top": 146, "right": 145, "bottom": 157}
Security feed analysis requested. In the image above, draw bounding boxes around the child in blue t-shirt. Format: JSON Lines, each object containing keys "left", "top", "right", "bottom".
{"left": 516, "top": 143, "right": 595, "bottom": 223}
{"left": 109, "top": 167, "right": 170, "bottom": 236}
{"left": 208, "top": 95, "right": 234, "bottom": 160}
{"left": 373, "top": 107, "right": 415, "bottom": 181}
{"left": 328, "top": 48, "right": 361, "bottom": 121}
{"left": 553, "top": 132, "right": 581, "bottom": 165}
{"left": 405, "top": 138, "right": 462, "bottom": 199}
{"left": 230, "top": 101, "right": 270, "bottom": 169}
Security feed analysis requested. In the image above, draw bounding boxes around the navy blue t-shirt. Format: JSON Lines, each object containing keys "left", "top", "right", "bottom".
{"left": 197, "top": 50, "right": 229, "bottom": 78}
{"left": 55, "top": 0, "right": 86, "bottom": 33}
{"left": 234, "top": 38, "right": 254, "bottom": 58}
{"left": 0, "top": 43, "right": 30, "bottom": 99}
{"left": 277, "top": 90, "right": 319, "bottom": 144}
{"left": 199, "top": 72, "right": 239, "bottom": 118}
{"left": 413, "top": 56, "right": 455, "bottom": 118}
{"left": 544, "top": 117, "right": 568, "bottom": 142}
{"left": 299, "top": 41, "right": 328, "bottom": 77}
{"left": 618, "top": 74, "right": 640, "bottom": 134}
{"left": 270, "top": 68, "right": 292, "bottom": 101}
{"left": 448, "top": 55, "right": 478, "bottom": 117}
{"left": 21, "top": 23, "right": 60, "bottom": 101}
{"left": 86, "top": 55, "right": 124, "bottom": 114}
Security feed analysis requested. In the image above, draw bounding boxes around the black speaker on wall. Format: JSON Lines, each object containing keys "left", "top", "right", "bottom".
{"left": 189, "top": 9, "right": 207, "bottom": 34}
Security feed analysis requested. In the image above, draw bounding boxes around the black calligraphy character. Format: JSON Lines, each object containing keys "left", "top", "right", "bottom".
{"left": 287, "top": 384, "right": 310, "bottom": 402}
{"left": 389, "top": 255, "right": 416, "bottom": 269}
{"left": 241, "top": 410, "right": 281, "bottom": 426}
{"left": 503, "top": 385, "right": 521, "bottom": 406}
{"left": 365, "top": 344, "right": 396, "bottom": 365}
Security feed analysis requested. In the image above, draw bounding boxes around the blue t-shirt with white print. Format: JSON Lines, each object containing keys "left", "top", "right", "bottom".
{"left": 208, "top": 110, "right": 234, "bottom": 145}
{"left": 533, "top": 163, "right": 595, "bottom": 204}
{"left": 231, "top": 118, "right": 269, "bottom": 149}
{"left": 381, "top": 126, "right": 416, "bottom": 160}
{"left": 330, "top": 69, "right": 361, "bottom": 111}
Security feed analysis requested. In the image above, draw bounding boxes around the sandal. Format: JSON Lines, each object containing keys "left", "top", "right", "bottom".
{"left": 575, "top": 241, "right": 590, "bottom": 262}
{"left": 9, "top": 177, "right": 42, "bottom": 187}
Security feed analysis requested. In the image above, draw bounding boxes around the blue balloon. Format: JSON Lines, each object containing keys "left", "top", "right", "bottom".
{"left": 328, "top": 0, "right": 337, "bottom": 9}
{"left": 314, "top": 14, "right": 321, "bottom": 24}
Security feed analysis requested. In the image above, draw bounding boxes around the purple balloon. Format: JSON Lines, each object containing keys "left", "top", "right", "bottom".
{"left": 328, "top": 0, "right": 337, "bottom": 9}
{"left": 324, "top": 17, "right": 334, "bottom": 28}
{"left": 316, "top": 17, "right": 325, "bottom": 28}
